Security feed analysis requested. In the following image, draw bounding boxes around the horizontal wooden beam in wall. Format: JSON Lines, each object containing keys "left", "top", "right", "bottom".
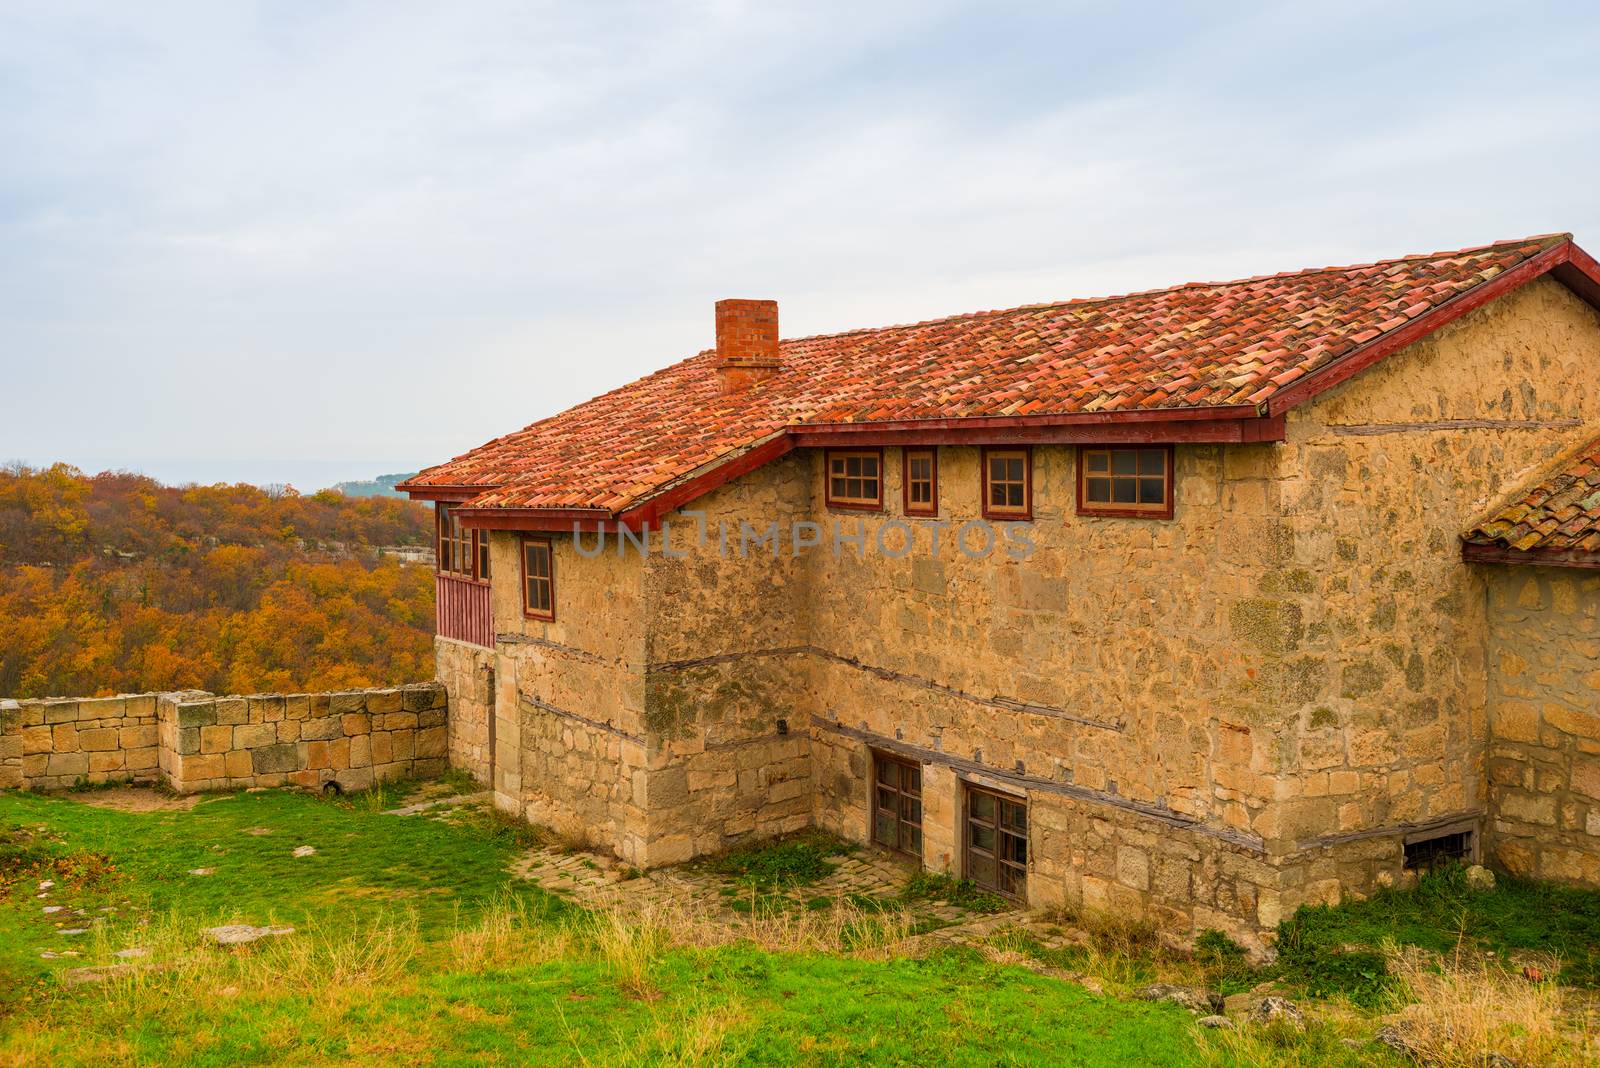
{"left": 1461, "top": 543, "right": 1600, "bottom": 570}
{"left": 1331, "top": 418, "right": 1584, "bottom": 436}
{"left": 811, "top": 715, "right": 1267, "bottom": 853}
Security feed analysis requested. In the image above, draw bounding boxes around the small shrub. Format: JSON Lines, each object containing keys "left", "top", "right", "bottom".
{"left": 901, "top": 872, "right": 1007, "bottom": 913}
{"left": 707, "top": 832, "right": 849, "bottom": 890}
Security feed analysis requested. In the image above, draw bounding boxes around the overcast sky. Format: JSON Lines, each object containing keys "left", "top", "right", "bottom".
{"left": 3, "top": 2, "right": 1598, "bottom": 490}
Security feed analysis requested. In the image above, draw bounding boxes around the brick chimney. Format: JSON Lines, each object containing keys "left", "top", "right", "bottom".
{"left": 714, "top": 298, "right": 781, "bottom": 393}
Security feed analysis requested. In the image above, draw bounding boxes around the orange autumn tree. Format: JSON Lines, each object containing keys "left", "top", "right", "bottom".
{"left": 0, "top": 464, "right": 434, "bottom": 699}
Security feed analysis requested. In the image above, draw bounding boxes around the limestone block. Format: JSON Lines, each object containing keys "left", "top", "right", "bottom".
{"left": 77, "top": 728, "right": 120, "bottom": 752}
{"left": 300, "top": 717, "right": 340, "bottom": 742}
{"left": 125, "top": 747, "right": 158, "bottom": 772}
{"left": 88, "top": 751, "right": 125, "bottom": 774}
{"left": 225, "top": 750, "right": 253, "bottom": 777}
{"left": 21, "top": 725, "right": 52, "bottom": 755}
{"left": 277, "top": 721, "right": 301, "bottom": 743}
{"left": 251, "top": 744, "right": 300, "bottom": 775}
{"left": 340, "top": 713, "right": 370, "bottom": 736}
{"left": 330, "top": 691, "right": 369, "bottom": 716}
{"left": 370, "top": 732, "right": 393, "bottom": 764}
{"left": 50, "top": 725, "right": 79, "bottom": 753}
{"left": 43, "top": 702, "right": 80, "bottom": 725}
{"left": 177, "top": 703, "right": 217, "bottom": 729}
{"left": 350, "top": 734, "right": 372, "bottom": 768}
{"left": 391, "top": 731, "right": 415, "bottom": 761}
{"left": 119, "top": 725, "right": 158, "bottom": 750}
{"left": 415, "top": 726, "right": 446, "bottom": 759}
{"left": 401, "top": 684, "right": 439, "bottom": 712}
{"left": 365, "top": 690, "right": 403, "bottom": 715}
{"left": 185, "top": 753, "right": 226, "bottom": 780}
{"left": 214, "top": 700, "right": 248, "bottom": 725}
{"left": 233, "top": 722, "right": 277, "bottom": 750}
{"left": 200, "top": 725, "right": 232, "bottom": 754}
{"left": 284, "top": 695, "right": 311, "bottom": 721}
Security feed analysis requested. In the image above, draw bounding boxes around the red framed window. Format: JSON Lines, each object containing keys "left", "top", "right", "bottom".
{"left": 825, "top": 449, "right": 884, "bottom": 510}
{"left": 1076, "top": 445, "right": 1174, "bottom": 519}
{"left": 903, "top": 448, "right": 938, "bottom": 517}
{"left": 981, "top": 447, "right": 1032, "bottom": 520}
{"left": 437, "top": 504, "right": 487, "bottom": 580}
{"left": 521, "top": 535, "right": 554, "bottom": 621}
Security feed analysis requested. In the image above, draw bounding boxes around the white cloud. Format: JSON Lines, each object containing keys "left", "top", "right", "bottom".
{"left": 1, "top": 1, "right": 1598, "bottom": 485}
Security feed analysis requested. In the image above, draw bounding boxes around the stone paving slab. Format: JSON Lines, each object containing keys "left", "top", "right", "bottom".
{"left": 390, "top": 790, "right": 1043, "bottom": 953}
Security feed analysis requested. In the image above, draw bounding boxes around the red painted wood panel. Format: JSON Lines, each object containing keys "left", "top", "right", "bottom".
{"left": 436, "top": 573, "right": 494, "bottom": 648}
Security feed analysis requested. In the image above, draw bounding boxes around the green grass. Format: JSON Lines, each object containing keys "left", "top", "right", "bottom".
{"left": 1275, "top": 862, "right": 1600, "bottom": 1003}
{"left": 0, "top": 783, "right": 560, "bottom": 1015}
{"left": 0, "top": 787, "right": 1265, "bottom": 1067}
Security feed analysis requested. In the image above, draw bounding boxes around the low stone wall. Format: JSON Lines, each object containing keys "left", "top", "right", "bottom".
{"left": 2, "top": 694, "right": 166, "bottom": 790}
{"left": 436, "top": 636, "right": 494, "bottom": 785}
{"left": 2, "top": 684, "right": 447, "bottom": 794}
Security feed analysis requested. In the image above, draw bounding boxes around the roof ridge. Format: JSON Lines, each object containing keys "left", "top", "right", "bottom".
{"left": 779, "top": 233, "right": 1572, "bottom": 346}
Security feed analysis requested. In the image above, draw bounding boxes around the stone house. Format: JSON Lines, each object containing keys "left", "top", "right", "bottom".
{"left": 401, "top": 233, "right": 1600, "bottom": 946}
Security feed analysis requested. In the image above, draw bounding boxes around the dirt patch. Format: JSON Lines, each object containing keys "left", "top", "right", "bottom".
{"left": 64, "top": 788, "right": 202, "bottom": 813}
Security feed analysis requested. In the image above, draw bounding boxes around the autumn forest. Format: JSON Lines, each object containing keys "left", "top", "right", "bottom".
{"left": 0, "top": 464, "right": 435, "bottom": 699}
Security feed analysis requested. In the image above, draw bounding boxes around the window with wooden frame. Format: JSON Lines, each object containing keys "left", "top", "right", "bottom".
{"left": 981, "top": 447, "right": 1032, "bottom": 520}
{"left": 872, "top": 751, "right": 923, "bottom": 857}
{"left": 825, "top": 449, "right": 883, "bottom": 510}
{"left": 964, "top": 784, "right": 1027, "bottom": 900}
{"left": 902, "top": 448, "right": 938, "bottom": 517}
{"left": 521, "top": 535, "right": 554, "bottom": 621}
{"left": 1077, "top": 445, "right": 1174, "bottom": 518}
{"left": 436, "top": 503, "right": 483, "bottom": 580}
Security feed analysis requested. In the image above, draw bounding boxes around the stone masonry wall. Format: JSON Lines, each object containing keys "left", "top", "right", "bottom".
{"left": 1483, "top": 566, "right": 1600, "bottom": 884}
{"left": 2, "top": 684, "right": 447, "bottom": 794}
{"left": 5, "top": 694, "right": 165, "bottom": 790}
{"left": 486, "top": 529, "right": 652, "bottom": 862}
{"left": 436, "top": 636, "right": 495, "bottom": 785}
{"left": 1265, "top": 276, "right": 1600, "bottom": 903}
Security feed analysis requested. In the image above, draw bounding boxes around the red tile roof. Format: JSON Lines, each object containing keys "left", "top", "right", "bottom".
{"left": 402, "top": 234, "right": 1597, "bottom": 518}
{"left": 1464, "top": 438, "right": 1600, "bottom": 555}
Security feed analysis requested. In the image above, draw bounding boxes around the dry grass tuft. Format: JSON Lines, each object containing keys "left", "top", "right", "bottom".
{"left": 1382, "top": 943, "right": 1599, "bottom": 1068}
{"left": 449, "top": 895, "right": 571, "bottom": 971}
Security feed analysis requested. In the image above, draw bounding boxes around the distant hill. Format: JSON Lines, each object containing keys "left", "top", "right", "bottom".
{"left": 0, "top": 463, "right": 436, "bottom": 699}
{"left": 328, "top": 472, "right": 417, "bottom": 498}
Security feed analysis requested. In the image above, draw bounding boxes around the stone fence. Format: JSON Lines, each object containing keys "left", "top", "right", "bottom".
{"left": 0, "top": 683, "right": 447, "bottom": 794}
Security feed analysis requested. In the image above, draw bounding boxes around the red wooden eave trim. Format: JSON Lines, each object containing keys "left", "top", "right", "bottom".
{"left": 618, "top": 434, "right": 796, "bottom": 530}
{"left": 797, "top": 405, "right": 1263, "bottom": 434}
{"left": 1266, "top": 240, "right": 1598, "bottom": 417}
{"left": 1461, "top": 542, "right": 1600, "bottom": 570}
{"left": 400, "top": 484, "right": 484, "bottom": 502}
{"left": 791, "top": 416, "right": 1284, "bottom": 448}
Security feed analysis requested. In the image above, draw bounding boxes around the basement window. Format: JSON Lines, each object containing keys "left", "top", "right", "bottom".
{"left": 826, "top": 449, "right": 883, "bottom": 510}
{"left": 1077, "top": 445, "right": 1174, "bottom": 519}
{"left": 981, "top": 447, "right": 1032, "bottom": 520}
{"left": 903, "top": 448, "right": 938, "bottom": 517}
{"left": 521, "top": 535, "right": 555, "bottom": 622}
{"left": 965, "top": 783, "right": 1028, "bottom": 900}
{"left": 1403, "top": 829, "right": 1473, "bottom": 871}
{"left": 872, "top": 751, "right": 923, "bottom": 857}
